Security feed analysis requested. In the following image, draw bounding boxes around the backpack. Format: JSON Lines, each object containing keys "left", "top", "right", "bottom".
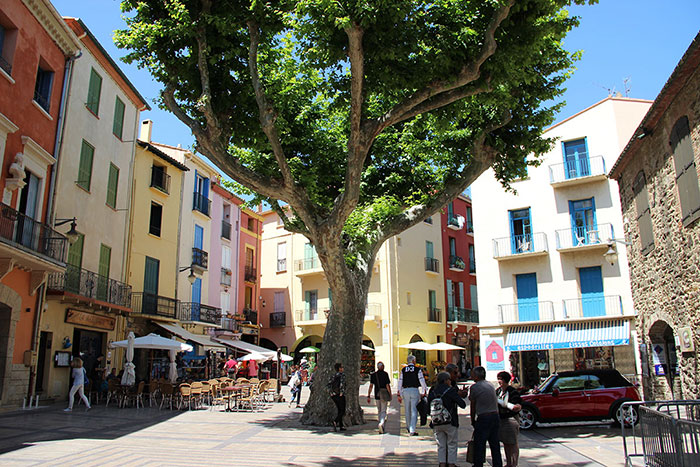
{"left": 430, "top": 387, "right": 452, "bottom": 426}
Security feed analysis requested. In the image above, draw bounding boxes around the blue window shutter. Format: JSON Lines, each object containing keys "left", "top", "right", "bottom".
{"left": 194, "top": 224, "right": 203, "bottom": 249}
{"left": 203, "top": 177, "right": 209, "bottom": 198}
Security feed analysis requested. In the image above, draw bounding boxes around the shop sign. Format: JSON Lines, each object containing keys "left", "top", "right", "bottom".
{"left": 484, "top": 337, "right": 505, "bottom": 371}
{"left": 65, "top": 309, "right": 115, "bottom": 331}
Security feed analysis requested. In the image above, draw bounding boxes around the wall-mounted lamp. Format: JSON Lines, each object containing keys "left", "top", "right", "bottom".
{"left": 179, "top": 264, "right": 197, "bottom": 285}
{"left": 55, "top": 217, "right": 80, "bottom": 244}
{"left": 603, "top": 238, "right": 633, "bottom": 266}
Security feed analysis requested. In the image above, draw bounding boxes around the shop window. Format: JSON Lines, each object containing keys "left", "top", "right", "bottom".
{"left": 573, "top": 347, "right": 614, "bottom": 370}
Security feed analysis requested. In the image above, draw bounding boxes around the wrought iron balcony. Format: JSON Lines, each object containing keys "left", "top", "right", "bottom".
{"left": 0, "top": 203, "right": 67, "bottom": 264}
{"left": 192, "top": 247, "right": 208, "bottom": 269}
{"left": 425, "top": 257, "right": 439, "bottom": 273}
{"left": 428, "top": 306, "right": 441, "bottom": 322}
{"left": 244, "top": 265, "right": 257, "bottom": 283}
{"left": 243, "top": 307, "right": 258, "bottom": 324}
{"left": 220, "top": 268, "right": 232, "bottom": 286}
{"left": 449, "top": 255, "right": 465, "bottom": 271}
{"left": 192, "top": 192, "right": 211, "bottom": 216}
{"left": 492, "top": 232, "right": 548, "bottom": 259}
{"left": 150, "top": 166, "right": 170, "bottom": 194}
{"left": 270, "top": 311, "right": 286, "bottom": 327}
{"left": 295, "top": 256, "right": 322, "bottom": 274}
{"left": 555, "top": 223, "right": 614, "bottom": 251}
{"left": 562, "top": 295, "right": 623, "bottom": 319}
{"left": 131, "top": 292, "right": 179, "bottom": 319}
{"left": 179, "top": 302, "right": 222, "bottom": 325}
{"left": 47, "top": 265, "right": 132, "bottom": 308}
{"left": 447, "top": 306, "right": 479, "bottom": 324}
{"left": 221, "top": 220, "right": 231, "bottom": 240}
{"left": 498, "top": 301, "right": 555, "bottom": 324}
{"left": 549, "top": 155, "right": 607, "bottom": 186}
{"left": 295, "top": 309, "right": 321, "bottom": 322}
{"left": 447, "top": 214, "right": 461, "bottom": 230}
{"left": 0, "top": 55, "right": 11, "bottom": 75}
{"left": 277, "top": 258, "right": 287, "bottom": 272}
{"left": 220, "top": 316, "right": 238, "bottom": 331}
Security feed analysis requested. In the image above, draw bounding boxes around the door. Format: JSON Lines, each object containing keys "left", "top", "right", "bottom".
{"left": 17, "top": 172, "right": 40, "bottom": 249}
{"left": 429, "top": 289, "right": 437, "bottom": 321}
{"left": 509, "top": 208, "right": 532, "bottom": 254}
{"left": 570, "top": 198, "right": 597, "bottom": 245}
{"left": 143, "top": 256, "right": 160, "bottom": 314}
{"left": 563, "top": 138, "right": 590, "bottom": 179}
{"left": 65, "top": 234, "right": 84, "bottom": 293}
{"left": 580, "top": 266, "right": 605, "bottom": 317}
{"left": 305, "top": 290, "right": 318, "bottom": 320}
{"left": 304, "top": 242, "right": 315, "bottom": 269}
{"left": 584, "top": 374, "right": 616, "bottom": 417}
{"left": 194, "top": 224, "right": 204, "bottom": 266}
{"left": 538, "top": 374, "right": 590, "bottom": 420}
{"left": 97, "top": 244, "right": 111, "bottom": 301}
{"left": 36, "top": 331, "right": 51, "bottom": 392}
{"left": 191, "top": 277, "right": 202, "bottom": 321}
{"left": 516, "top": 273, "right": 539, "bottom": 321}
{"left": 446, "top": 279, "right": 453, "bottom": 315}
{"left": 72, "top": 328, "right": 104, "bottom": 384}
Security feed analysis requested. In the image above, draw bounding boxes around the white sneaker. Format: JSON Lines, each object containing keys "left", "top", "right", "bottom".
{"left": 378, "top": 424, "right": 384, "bottom": 434}
{"left": 63, "top": 408, "right": 72, "bottom": 412}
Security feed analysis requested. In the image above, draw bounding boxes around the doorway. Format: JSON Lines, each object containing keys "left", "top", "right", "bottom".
{"left": 36, "top": 331, "right": 52, "bottom": 392}
{"left": 72, "top": 328, "right": 105, "bottom": 381}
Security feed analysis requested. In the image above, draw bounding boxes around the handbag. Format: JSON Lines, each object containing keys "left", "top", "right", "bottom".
{"left": 466, "top": 435, "right": 475, "bottom": 464}
{"left": 379, "top": 388, "right": 392, "bottom": 402}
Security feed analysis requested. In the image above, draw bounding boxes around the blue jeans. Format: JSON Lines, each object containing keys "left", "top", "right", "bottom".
{"left": 402, "top": 387, "right": 420, "bottom": 434}
{"left": 473, "top": 412, "right": 503, "bottom": 467}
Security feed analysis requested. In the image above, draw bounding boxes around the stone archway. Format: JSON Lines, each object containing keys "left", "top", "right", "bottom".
{"left": 647, "top": 320, "right": 680, "bottom": 400}
{"left": 0, "top": 283, "right": 23, "bottom": 405}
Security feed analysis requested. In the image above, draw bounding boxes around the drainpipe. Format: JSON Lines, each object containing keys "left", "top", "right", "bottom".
{"left": 26, "top": 284, "right": 46, "bottom": 404}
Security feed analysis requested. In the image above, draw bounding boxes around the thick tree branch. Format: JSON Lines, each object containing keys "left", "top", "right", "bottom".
{"left": 329, "top": 23, "right": 369, "bottom": 233}
{"left": 364, "top": 0, "right": 514, "bottom": 139}
{"left": 193, "top": 0, "right": 221, "bottom": 140}
{"left": 269, "top": 201, "right": 308, "bottom": 235}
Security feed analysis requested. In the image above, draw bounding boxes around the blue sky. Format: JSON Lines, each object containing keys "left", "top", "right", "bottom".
{"left": 52, "top": 0, "right": 700, "bottom": 150}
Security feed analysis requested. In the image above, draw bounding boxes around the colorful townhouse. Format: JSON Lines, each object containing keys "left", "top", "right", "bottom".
{"left": 259, "top": 210, "right": 447, "bottom": 380}
{"left": 471, "top": 97, "right": 651, "bottom": 385}
{"left": 40, "top": 18, "right": 149, "bottom": 402}
{"left": 441, "top": 194, "right": 480, "bottom": 371}
{"left": 610, "top": 34, "right": 700, "bottom": 401}
{"left": 0, "top": 0, "right": 80, "bottom": 407}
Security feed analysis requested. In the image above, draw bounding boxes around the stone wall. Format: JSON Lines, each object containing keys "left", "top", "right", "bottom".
{"left": 616, "top": 63, "right": 700, "bottom": 400}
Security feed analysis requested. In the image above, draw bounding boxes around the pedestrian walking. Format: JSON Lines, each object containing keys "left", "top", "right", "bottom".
{"left": 496, "top": 371, "right": 522, "bottom": 467}
{"left": 329, "top": 362, "right": 346, "bottom": 431}
{"left": 287, "top": 365, "right": 302, "bottom": 407}
{"left": 469, "top": 366, "right": 503, "bottom": 467}
{"left": 224, "top": 355, "right": 237, "bottom": 378}
{"left": 367, "top": 361, "right": 392, "bottom": 433}
{"left": 64, "top": 357, "right": 91, "bottom": 412}
{"left": 397, "top": 355, "right": 427, "bottom": 436}
{"left": 429, "top": 371, "right": 466, "bottom": 467}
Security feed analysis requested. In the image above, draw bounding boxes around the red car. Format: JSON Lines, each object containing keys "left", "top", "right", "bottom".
{"left": 518, "top": 369, "right": 641, "bottom": 430}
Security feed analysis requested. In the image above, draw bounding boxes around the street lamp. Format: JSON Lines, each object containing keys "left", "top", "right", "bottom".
{"left": 55, "top": 217, "right": 79, "bottom": 244}
{"left": 179, "top": 264, "right": 197, "bottom": 285}
{"left": 603, "top": 238, "right": 632, "bottom": 266}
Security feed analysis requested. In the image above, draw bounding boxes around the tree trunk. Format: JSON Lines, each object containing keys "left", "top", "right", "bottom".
{"left": 300, "top": 252, "right": 371, "bottom": 426}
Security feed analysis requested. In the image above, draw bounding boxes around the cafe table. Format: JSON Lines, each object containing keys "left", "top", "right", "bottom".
{"left": 222, "top": 384, "right": 251, "bottom": 411}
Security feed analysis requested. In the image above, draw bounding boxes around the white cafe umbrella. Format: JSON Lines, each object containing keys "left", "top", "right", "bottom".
{"left": 299, "top": 346, "right": 320, "bottom": 353}
{"left": 239, "top": 352, "right": 269, "bottom": 362}
{"left": 111, "top": 333, "right": 193, "bottom": 351}
{"left": 169, "top": 338, "right": 179, "bottom": 383}
{"left": 361, "top": 344, "right": 375, "bottom": 351}
{"left": 278, "top": 353, "right": 293, "bottom": 362}
{"left": 399, "top": 341, "right": 433, "bottom": 351}
{"left": 430, "top": 342, "right": 465, "bottom": 351}
{"left": 121, "top": 332, "right": 136, "bottom": 386}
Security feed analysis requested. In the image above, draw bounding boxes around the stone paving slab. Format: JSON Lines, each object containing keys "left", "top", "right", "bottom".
{"left": 0, "top": 387, "right": 630, "bottom": 466}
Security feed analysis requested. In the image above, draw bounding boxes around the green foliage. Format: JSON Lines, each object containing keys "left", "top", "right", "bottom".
{"left": 117, "top": 0, "right": 596, "bottom": 266}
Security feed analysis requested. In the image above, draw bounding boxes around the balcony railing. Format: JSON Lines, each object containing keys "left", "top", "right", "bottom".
{"left": 555, "top": 223, "right": 614, "bottom": 250}
{"left": 277, "top": 258, "right": 287, "bottom": 272}
{"left": 449, "top": 255, "right": 465, "bottom": 271}
{"left": 428, "top": 306, "right": 441, "bottom": 322}
{"left": 447, "top": 306, "right": 479, "bottom": 323}
{"left": 47, "top": 265, "right": 132, "bottom": 308}
{"left": 178, "top": 302, "right": 222, "bottom": 325}
{"left": 295, "top": 256, "right": 321, "bottom": 271}
{"left": 221, "top": 220, "right": 231, "bottom": 240}
{"left": 447, "top": 214, "right": 461, "bottom": 230}
{"left": 131, "top": 292, "right": 179, "bottom": 319}
{"left": 498, "top": 301, "right": 555, "bottom": 324}
{"left": 243, "top": 308, "right": 258, "bottom": 324}
{"left": 270, "top": 311, "right": 286, "bottom": 327}
{"left": 549, "top": 155, "right": 606, "bottom": 184}
{"left": 562, "top": 295, "right": 623, "bottom": 319}
{"left": 220, "top": 268, "right": 232, "bottom": 286}
{"left": 193, "top": 192, "right": 211, "bottom": 216}
{"left": 150, "top": 166, "right": 170, "bottom": 194}
{"left": 469, "top": 257, "right": 476, "bottom": 273}
{"left": 192, "top": 247, "right": 208, "bottom": 269}
{"left": 425, "top": 257, "right": 439, "bottom": 273}
{"left": 0, "top": 204, "right": 68, "bottom": 263}
{"left": 220, "top": 316, "right": 238, "bottom": 331}
{"left": 492, "top": 232, "right": 548, "bottom": 259}
{"left": 295, "top": 309, "right": 321, "bottom": 322}
{"left": 244, "top": 265, "right": 256, "bottom": 283}
{"left": 0, "top": 55, "right": 11, "bottom": 75}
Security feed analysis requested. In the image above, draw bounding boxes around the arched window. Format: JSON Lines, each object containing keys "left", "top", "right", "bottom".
{"left": 632, "top": 171, "right": 654, "bottom": 254}
{"left": 670, "top": 116, "right": 700, "bottom": 226}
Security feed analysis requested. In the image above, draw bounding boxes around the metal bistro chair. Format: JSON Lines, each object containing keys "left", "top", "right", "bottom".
{"left": 105, "top": 379, "right": 122, "bottom": 408}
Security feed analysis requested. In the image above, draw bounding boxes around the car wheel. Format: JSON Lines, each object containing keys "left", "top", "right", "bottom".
{"left": 614, "top": 402, "right": 639, "bottom": 427}
{"left": 519, "top": 406, "right": 538, "bottom": 430}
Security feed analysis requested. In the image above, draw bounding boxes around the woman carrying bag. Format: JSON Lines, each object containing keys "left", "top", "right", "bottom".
{"left": 496, "top": 371, "right": 522, "bottom": 467}
{"left": 64, "top": 357, "right": 91, "bottom": 412}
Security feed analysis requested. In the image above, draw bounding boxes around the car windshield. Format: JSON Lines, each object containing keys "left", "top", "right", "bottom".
{"left": 535, "top": 374, "right": 556, "bottom": 393}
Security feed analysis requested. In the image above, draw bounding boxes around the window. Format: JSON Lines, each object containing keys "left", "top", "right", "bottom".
{"left": 193, "top": 171, "right": 210, "bottom": 215}
{"left": 149, "top": 202, "right": 162, "bottom": 236}
{"left": 406, "top": 292, "right": 411, "bottom": 305}
{"left": 106, "top": 163, "right": 119, "bottom": 208}
{"left": 34, "top": 63, "right": 54, "bottom": 112}
{"left": 77, "top": 140, "right": 94, "bottom": 191}
{"left": 304, "top": 290, "right": 318, "bottom": 319}
{"left": 86, "top": 68, "right": 102, "bottom": 115}
{"left": 466, "top": 206, "right": 473, "bottom": 233}
{"left": 428, "top": 290, "right": 439, "bottom": 321}
{"left": 633, "top": 171, "right": 654, "bottom": 254}
{"left": 509, "top": 208, "right": 532, "bottom": 253}
{"left": 112, "top": 97, "right": 125, "bottom": 138}
{"left": 562, "top": 138, "right": 590, "bottom": 179}
{"left": 470, "top": 284, "right": 478, "bottom": 310}
{"left": 277, "top": 242, "right": 287, "bottom": 271}
{"left": 670, "top": 116, "right": 700, "bottom": 226}
{"left": 274, "top": 291, "right": 285, "bottom": 313}
{"left": 426, "top": 240, "right": 434, "bottom": 258}
{"left": 569, "top": 198, "right": 597, "bottom": 245}
{"left": 150, "top": 165, "right": 170, "bottom": 194}
{"left": 247, "top": 217, "right": 255, "bottom": 231}
{"left": 222, "top": 245, "right": 231, "bottom": 270}
{"left": 449, "top": 237, "right": 456, "bottom": 256}
{"left": 424, "top": 216, "right": 432, "bottom": 224}
{"left": 220, "top": 292, "right": 230, "bottom": 314}
{"left": 553, "top": 375, "right": 586, "bottom": 392}
{"left": 0, "top": 21, "right": 18, "bottom": 75}
{"left": 468, "top": 244, "right": 475, "bottom": 273}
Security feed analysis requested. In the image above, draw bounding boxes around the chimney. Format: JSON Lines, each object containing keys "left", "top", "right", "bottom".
{"left": 140, "top": 120, "right": 153, "bottom": 142}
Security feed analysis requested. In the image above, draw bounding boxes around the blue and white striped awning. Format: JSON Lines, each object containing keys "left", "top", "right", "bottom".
{"left": 505, "top": 319, "right": 630, "bottom": 351}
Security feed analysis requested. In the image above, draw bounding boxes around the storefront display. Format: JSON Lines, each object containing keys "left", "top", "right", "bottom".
{"left": 573, "top": 346, "right": 614, "bottom": 370}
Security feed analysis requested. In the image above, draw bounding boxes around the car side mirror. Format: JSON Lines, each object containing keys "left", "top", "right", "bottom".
{"left": 552, "top": 386, "right": 560, "bottom": 397}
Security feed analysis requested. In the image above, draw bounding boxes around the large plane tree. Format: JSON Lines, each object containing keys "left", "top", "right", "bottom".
{"left": 117, "top": 0, "right": 593, "bottom": 425}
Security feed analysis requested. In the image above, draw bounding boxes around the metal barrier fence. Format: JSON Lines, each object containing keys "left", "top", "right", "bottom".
{"left": 622, "top": 400, "right": 700, "bottom": 467}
